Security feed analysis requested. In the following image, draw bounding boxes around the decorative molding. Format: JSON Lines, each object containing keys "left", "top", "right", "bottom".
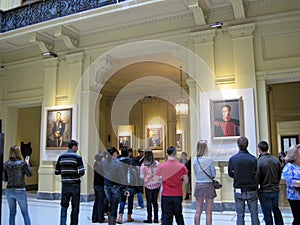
{"left": 29, "top": 32, "right": 54, "bottom": 53}
{"left": 190, "top": 29, "right": 216, "bottom": 43}
{"left": 215, "top": 75, "right": 235, "bottom": 85}
{"left": 42, "top": 58, "right": 59, "bottom": 69}
{"left": 227, "top": 23, "right": 255, "bottom": 38}
{"left": 188, "top": 0, "right": 206, "bottom": 26}
{"left": 231, "top": 0, "right": 245, "bottom": 20}
{"left": 256, "top": 68, "right": 300, "bottom": 84}
{"left": 55, "top": 26, "right": 79, "bottom": 49}
{"left": 56, "top": 94, "right": 68, "bottom": 103}
{"left": 65, "top": 52, "right": 84, "bottom": 64}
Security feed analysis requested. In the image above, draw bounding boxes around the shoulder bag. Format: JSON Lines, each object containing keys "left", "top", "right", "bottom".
{"left": 197, "top": 157, "right": 222, "bottom": 189}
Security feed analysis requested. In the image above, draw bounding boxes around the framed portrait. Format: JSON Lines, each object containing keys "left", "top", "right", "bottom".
{"left": 176, "top": 131, "right": 183, "bottom": 152}
{"left": 210, "top": 97, "right": 244, "bottom": 139}
{"left": 119, "top": 135, "right": 131, "bottom": 148}
{"left": 146, "top": 126, "right": 164, "bottom": 150}
{"left": 45, "top": 106, "right": 73, "bottom": 150}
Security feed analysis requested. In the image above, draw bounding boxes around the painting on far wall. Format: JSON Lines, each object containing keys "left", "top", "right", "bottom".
{"left": 46, "top": 107, "right": 73, "bottom": 150}
{"left": 119, "top": 135, "right": 131, "bottom": 148}
{"left": 210, "top": 97, "right": 244, "bottom": 140}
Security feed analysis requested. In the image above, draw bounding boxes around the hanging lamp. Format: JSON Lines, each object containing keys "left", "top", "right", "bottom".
{"left": 175, "top": 66, "right": 188, "bottom": 116}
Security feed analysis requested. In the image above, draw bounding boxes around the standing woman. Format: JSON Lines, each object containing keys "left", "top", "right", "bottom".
{"left": 193, "top": 140, "right": 216, "bottom": 225}
{"left": 282, "top": 144, "right": 300, "bottom": 225}
{"left": 3, "top": 145, "right": 32, "bottom": 225}
{"left": 140, "top": 149, "right": 161, "bottom": 223}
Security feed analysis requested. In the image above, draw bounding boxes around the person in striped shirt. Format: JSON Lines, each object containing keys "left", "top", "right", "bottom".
{"left": 55, "top": 140, "right": 85, "bottom": 225}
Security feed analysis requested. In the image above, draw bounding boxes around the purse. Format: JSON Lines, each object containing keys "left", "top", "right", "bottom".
{"left": 197, "top": 157, "right": 222, "bottom": 189}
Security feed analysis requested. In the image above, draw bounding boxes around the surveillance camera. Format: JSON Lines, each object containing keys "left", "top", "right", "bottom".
{"left": 209, "top": 22, "right": 223, "bottom": 29}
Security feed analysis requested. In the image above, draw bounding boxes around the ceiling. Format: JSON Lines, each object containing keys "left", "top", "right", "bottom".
{"left": 0, "top": 0, "right": 297, "bottom": 98}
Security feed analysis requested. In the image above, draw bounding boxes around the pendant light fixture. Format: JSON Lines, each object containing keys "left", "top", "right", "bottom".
{"left": 175, "top": 66, "right": 188, "bottom": 116}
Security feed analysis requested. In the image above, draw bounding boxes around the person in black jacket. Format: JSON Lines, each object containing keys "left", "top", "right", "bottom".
{"left": 228, "top": 136, "right": 260, "bottom": 225}
{"left": 55, "top": 140, "right": 85, "bottom": 225}
{"left": 257, "top": 141, "right": 284, "bottom": 225}
{"left": 117, "top": 146, "right": 138, "bottom": 224}
{"left": 103, "top": 147, "right": 129, "bottom": 225}
{"left": 3, "top": 145, "right": 32, "bottom": 225}
{"left": 92, "top": 153, "right": 108, "bottom": 223}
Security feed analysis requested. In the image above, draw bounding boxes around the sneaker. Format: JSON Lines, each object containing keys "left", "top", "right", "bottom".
{"left": 153, "top": 219, "right": 159, "bottom": 223}
{"left": 136, "top": 206, "right": 143, "bottom": 209}
{"left": 143, "top": 219, "right": 152, "bottom": 223}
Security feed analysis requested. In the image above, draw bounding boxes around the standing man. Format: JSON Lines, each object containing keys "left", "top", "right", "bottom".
{"left": 156, "top": 146, "right": 188, "bottom": 225}
{"left": 55, "top": 140, "right": 85, "bottom": 225}
{"left": 228, "top": 136, "right": 260, "bottom": 225}
{"left": 134, "top": 148, "right": 145, "bottom": 209}
{"left": 256, "top": 141, "right": 284, "bottom": 225}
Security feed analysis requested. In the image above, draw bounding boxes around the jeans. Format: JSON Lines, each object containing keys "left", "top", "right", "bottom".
{"left": 161, "top": 196, "right": 184, "bottom": 225}
{"left": 60, "top": 183, "right": 81, "bottom": 225}
{"left": 258, "top": 191, "right": 283, "bottom": 225}
{"left": 234, "top": 191, "right": 260, "bottom": 225}
{"left": 6, "top": 189, "right": 31, "bottom": 225}
{"left": 104, "top": 185, "right": 121, "bottom": 218}
{"left": 92, "top": 185, "right": 106, "bottom": 222}
{"left": 119, "top": 187, "right": 135, "bottom": 214}
{"left": 137, "top": 191, "right": 144, "bottom": 208}
{"left": 145, "top": 187, "right": 160, "bottom": 221}
{"left": 288, "top": 199, "right": 300, "bottom": 225}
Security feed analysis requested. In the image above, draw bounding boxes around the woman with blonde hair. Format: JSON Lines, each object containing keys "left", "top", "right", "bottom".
{"left": 282, "top": 144, "right": 300, "bottom": 225}
{"left": 3, "top": 145, "right": 32, "bottom": 225}
{"left": 193, "top": 140, "right": 216, "bottom": 225}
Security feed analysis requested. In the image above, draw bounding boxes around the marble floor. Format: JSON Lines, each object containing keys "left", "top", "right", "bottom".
{"left": 1, "top": 193, "right": 293, "bottom": 225}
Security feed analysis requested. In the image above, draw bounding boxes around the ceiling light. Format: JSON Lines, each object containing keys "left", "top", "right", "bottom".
{"left": 41, "top": 51, "right": 58, "bottom": 58}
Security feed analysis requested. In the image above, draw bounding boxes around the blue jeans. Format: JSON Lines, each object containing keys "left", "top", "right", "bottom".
{"left": 137, "top": 191, "right": 144, "bottom": 208}
{"left": 161, "top": 196, "right": 184, "bottom": 225}
{"left": 258, "top": 191, "right": 283, "bottom": 225}
{"left": 104, "top": 185, "right": 121, "bottom": 218}
{"left": 145, "top": 187, "right": 160, "bottom": 221}
{"left": 6, "top": 189, "right": 31, "bottom": 225}
{"left": 60, "top": 183, "right": 81, "bottom": 225}
{"left": 119, "top": 187, "right": 135, "bottom": 214}
{"left": 234, "top": 191, "right": 260, "bottom": 225}
{"left": 92, "top": 185, "right": 106, "bottom": 222}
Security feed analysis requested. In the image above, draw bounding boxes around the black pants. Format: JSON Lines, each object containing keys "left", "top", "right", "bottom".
{"left": 161, "top": 196, "right": 184, "bottom": 225}
{"left": 145, "top": 187, "right": 160, "bottom": 221}
{"left": 288, "top": 199, "right": 300, "bottom": 225}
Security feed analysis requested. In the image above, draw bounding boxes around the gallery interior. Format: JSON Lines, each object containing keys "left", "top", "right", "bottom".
{"left": 1, "top": 0, "right": 300, "bottom": 210}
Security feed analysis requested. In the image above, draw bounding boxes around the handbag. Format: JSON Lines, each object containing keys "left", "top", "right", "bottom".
{"left": 197, "top": 158, "right": 222, "bottom": 189}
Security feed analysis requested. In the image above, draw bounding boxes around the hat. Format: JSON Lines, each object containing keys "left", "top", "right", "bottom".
{"left": 138, "top": 148, "right": 144, "bottom": 152}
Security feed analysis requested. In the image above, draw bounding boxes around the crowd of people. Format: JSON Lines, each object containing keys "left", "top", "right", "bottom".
{"left": 3, "top": 137, "right": 300, "bottom": 225}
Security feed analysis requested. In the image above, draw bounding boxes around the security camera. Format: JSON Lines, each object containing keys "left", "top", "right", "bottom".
{"left": 209, "top": 22, "right": 223, "bottom": 29}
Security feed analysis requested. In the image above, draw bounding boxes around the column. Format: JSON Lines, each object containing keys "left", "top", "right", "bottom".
{"left": 38, "top": 58, "right": 59, "bottom": 199}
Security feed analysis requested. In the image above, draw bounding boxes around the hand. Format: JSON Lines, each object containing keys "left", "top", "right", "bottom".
{"left": 124, "top": 191, "right": 130, "bottom": 197}
{"left": 25, "top": 156, "right": 30, "bottom": 164}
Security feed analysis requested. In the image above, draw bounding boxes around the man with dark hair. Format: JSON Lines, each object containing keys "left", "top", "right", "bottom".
{"left": 155, "top": 146, "right": 188, "bottom": 225}
{"left": 213, "top": 104, "right": 240, "bottom": 137}
{"left": 55, "top": 140, "right": 85, "bottom": 225}
{"left": 257, "top": 141, "right": 284, "bottom": 225}
{"left": 228, "top": 136, "right": 260, "bottom": 225}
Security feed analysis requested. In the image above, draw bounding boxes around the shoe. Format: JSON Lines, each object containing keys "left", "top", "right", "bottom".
{"left": 117, "top": 214, "right": 123, "bottom": 224}
{"left": 184, "top": 196, "right": 189, "bottom": 200}
{"left": 136, "top": 206, "right": 143, "bottom": 209}
{"left": 153, "top": 219, "right": 159, "bottom": 223}
{"left": 127, "top": 214, "right": 134, "bottom": 222}
{"left": 100, "top": 219, "right": 108, "bottom": 223}
{"left": 143, "top": 219, "right": 152, "bottom": 223}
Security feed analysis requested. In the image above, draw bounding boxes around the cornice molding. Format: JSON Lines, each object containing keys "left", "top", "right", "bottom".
{"left": 227, "top": 23, "right": 255, "bottom": 38}
{"left": 256, "top": 68, "right": 300, "bottom": 84}
{"left": 215, "top": 75, "right": 235, "bottom": 85}
{"left": 190, "top": 29, "right": 216, "bottom": 43}
{"left": 65, "top": 52, "right": 85, "bottom": 64}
